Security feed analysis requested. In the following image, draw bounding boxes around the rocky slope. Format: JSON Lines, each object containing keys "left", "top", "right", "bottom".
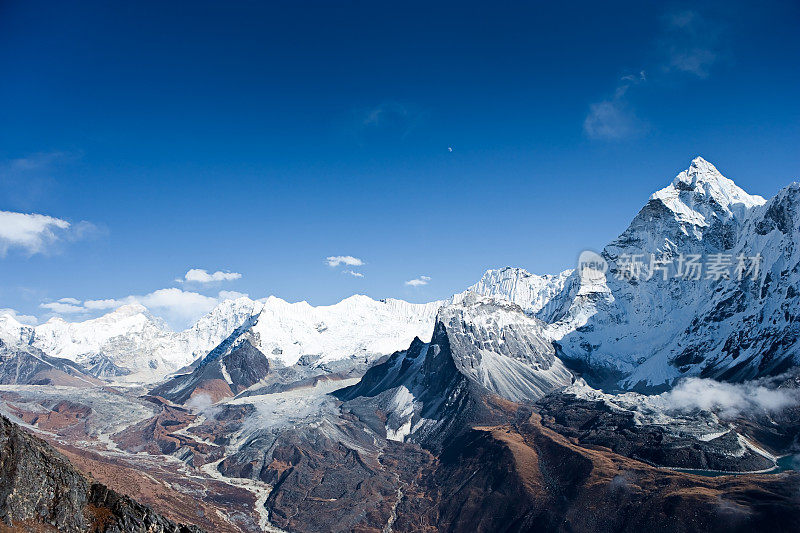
{"left": 336, "top": 294, "right": 574, "bottom": 447}
{"left": 0, "top": 415, "right": 201, "bottom": 532}
{"left": 150, "top": 316, "right": 270, "bottom": 404}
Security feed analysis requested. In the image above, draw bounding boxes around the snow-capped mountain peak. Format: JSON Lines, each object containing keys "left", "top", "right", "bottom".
{"left": 652, "top": 156, "right": 765, "bottom": 227}
{"left": 0, "top": 313, "right": 35, "bottom": 346}
{"left": 106, "top": 302, "right": 150, "bottom": 318}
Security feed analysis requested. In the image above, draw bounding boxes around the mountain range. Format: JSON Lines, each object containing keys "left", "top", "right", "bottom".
{"left": 1, "top": 157, "right": 799, "bottom": 532}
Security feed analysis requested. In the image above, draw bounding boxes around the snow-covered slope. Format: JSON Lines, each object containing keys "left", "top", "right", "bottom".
{"left": 462, "top": 266, "right": 575, "bottom": 321}
{"left": 0, "top": 292, "right": 442, "bottom": 384}
{"left": 0, "top": 339, "right": 100, "bottom": 387}
{"left": 249, "top": 294, "right": 442, "bottom": 367}
{"left": 443, "top": 158, "right": 797, "bottom": 391}
{"left": 3, "top": 156, "right": 795, "bottom": 392}
{"left": 174, "top": 296, "right": 262, "bottom": 367}
{"left": 543, "top": 157, "right": 798, "bottom": 389}
{"left": 0, "top": 314, "right": 35, "bottom": 347}
{"left": 151, "top": 295, "right": 444, "bottom": 402}
{"left": 32, "top": 304, "right": 179, "bottom": 379}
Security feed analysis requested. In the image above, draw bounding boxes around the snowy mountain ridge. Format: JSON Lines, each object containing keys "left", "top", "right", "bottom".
{"left": 1, "top": 157, "right": 797, "bottom": 391}
{"left": 0, "top": 293, "right": 444, "bottom": 383}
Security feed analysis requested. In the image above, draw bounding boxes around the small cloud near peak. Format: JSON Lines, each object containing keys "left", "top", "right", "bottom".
{"left": 181, "top": 268, "right": 242, "bottom": 284}
{"left": 326, "top": 255, "right": 364, "bottom": 268}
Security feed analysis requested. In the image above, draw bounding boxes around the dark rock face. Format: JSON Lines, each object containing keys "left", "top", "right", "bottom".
{"left": 536, "top": 394, "right": 775, "bottom": 472}
{"left": 384, "top": 397, "right": 800, "bottom": 533}
{"left": 151, "top": 337, "right": 270, "bottom": 404}
{"left": 0, "top": 415, "right": 202, "bottom": 532}
{"left": 336, "top": 297, "right": 573, "bottom": 449}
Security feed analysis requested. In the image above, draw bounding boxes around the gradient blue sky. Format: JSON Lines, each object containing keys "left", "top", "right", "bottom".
{"left": 1, "top": 1, "right": 799, "bottom": 328}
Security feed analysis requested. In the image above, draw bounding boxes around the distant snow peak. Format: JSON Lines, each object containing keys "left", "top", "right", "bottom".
{"left": 247, "top": 293, "right": 442, "bottom": 367}
{"left": 463, "top": 266, "right": 574, "bottom": 319}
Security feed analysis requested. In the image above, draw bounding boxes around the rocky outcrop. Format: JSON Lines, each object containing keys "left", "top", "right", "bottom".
{"left": 150, "top": 316, "right": 271, "bottom": 405}
{"left": 393, "top": 405, "right": 800, "bottom": 533}
{"left": 336, "top": 295, "right": 574, "bottom": 448}
{"left": 0, "top": 415, "right": 202, "bottom": 532}
{"left": 536, "top": 393, "right": 775, "bottom": 472}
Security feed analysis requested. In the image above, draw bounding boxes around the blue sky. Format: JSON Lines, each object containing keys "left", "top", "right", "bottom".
{"left": 1, "top": 0, "right": 798, "bottom": 329}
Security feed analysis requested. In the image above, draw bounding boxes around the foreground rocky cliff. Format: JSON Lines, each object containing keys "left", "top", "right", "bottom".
{"left": 0, "top": 415, "right": 202, "bottom": 533}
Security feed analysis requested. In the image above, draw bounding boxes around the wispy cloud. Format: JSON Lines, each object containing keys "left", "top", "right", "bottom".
{"left": 180, "top": 268, "right": 242, "bottom": 284}
{"left": 40, "top": 300, "right": 86, "bottom": 314}
{"left": 343, "top": 270, "right": 364, "bottom": 278}
{"left": 405, "top": 275, "right": 431, "bottom": 287}
{"left": 583, "top": 100, "right": 643, "bottom": 141}
{"left": 584, "top": 9, "right": 726, "bottom": 140}
{"left": 326, "top": 255, "right": 364, "bottom": 268}
{"left": 0, "top": 151, "right": 79, "bottom": 209}
{"left": 351, "top": 102, "right": 425, "bottom": 145}
{"left": 661, "top": 10, "right": 722, "bottom": 78}
{"left": 583, "top": 68, "right": 648, "bottom": 140}
{"left": 46, "top": 287, "right": 244, "bottom": 330}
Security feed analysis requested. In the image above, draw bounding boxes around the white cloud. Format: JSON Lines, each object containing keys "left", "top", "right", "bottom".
{"left": 182, "top": 268, "right": 242, "bottom": 283}
{"left": 0, "top": 151, "right": 78, "bottom": 208}
{"left": 0, "top": 308, "right": 38, "bottom": 325}
{"left": 343, "top": 270, "right": 364, "bottom": 278}
{"left": 0, "top": 211, "right": 70, "bottom": 255}
{"left": 0, "top": 210, "right": 101, "bottom": 256}
{"left": 658, "top": 378, "right": 799, "bottom": 419}
{"left": 405, "top": 275, "right": 431, "bottom": 287}
{"left": 40, "top": 301, "right": 86, "bottom": 314}
{"left": 136, "top": 288, "right": 219, "bottom": 327}
{"left": 357, "top": 102, "right": 423, "bottom": 142}
{"left": 667, "top": 48, "right": 718, "bottom": 78}
{"left": 83, "top": 298, "right": 124, "bottom": 310}
{"left": 43, "top": 288, "right": 242, "bottom": 330}
{"left": 620, "top": 70, "right": 646, "bottom": 83}
{"left": 584, "top": 8, "right": 726, "bottom": 140}
{"left": 218, "top": 290, "right": 249, "bottom": 300}
{"left": 326, "top": 255, "right": 364, "bottom": 268}
{"left": 662, "top": 10, "right": 721, "bottom": 78}
{"left": 583, "top": 101, "right": 641, "bottom": 140}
